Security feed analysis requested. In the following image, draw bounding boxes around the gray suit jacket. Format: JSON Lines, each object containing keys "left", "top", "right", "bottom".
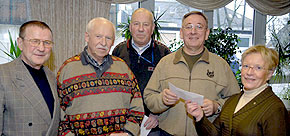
{"left": 0, "top": 57, "right": 60, "bottom": 136}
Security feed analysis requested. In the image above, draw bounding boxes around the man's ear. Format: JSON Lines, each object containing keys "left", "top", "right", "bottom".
{"left": 129, "top": 23, "right": 132, "bottom": 33}
{"left": 85, "top": 32, "right": 89, "bottom": 43}
{"left": 17, "top": 37, "right": 23, "bottom": 51}
{"left": 180, "top": 28, "right": 184, "bottom": 39}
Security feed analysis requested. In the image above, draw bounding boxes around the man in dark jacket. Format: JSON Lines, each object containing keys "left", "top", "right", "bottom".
{"left": 112, "top": 8, "right": 170, "bottom": 136}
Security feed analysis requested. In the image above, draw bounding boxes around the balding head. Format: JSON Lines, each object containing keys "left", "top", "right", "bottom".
{"left": 131, "top": 8, "right": 154, "bottom": 24}
{"left": 86, "top": 17, "right": 116, "bottom": 38}
{"left": 129, "top": 8, "right": 155, "bottom": 47}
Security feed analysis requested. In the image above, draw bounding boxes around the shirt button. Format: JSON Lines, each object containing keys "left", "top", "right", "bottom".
{"left": 253, "top": 102, "right": 256, "bottom": 105}
{"left": 28, "top": 123, "right": 33, "bottom": 126}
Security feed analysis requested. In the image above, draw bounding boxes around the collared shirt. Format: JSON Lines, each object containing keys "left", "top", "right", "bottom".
{"left": 132, "top": 38, "right": 152, "bottom": 55}
{"left": 80, "top": 46, "right": 113, "bottom": 78}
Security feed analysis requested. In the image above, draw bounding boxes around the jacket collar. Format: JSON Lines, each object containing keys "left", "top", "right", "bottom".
{"left": 126, "top": 38, "right": 155, "bottom": 49}
{"left": 80, "top": 46, "right": 113, "bottom": 77}
{"left": 173, "top": 46, "right": 210, "bottom": 64}
{"left": 12, "top": 57, "right": 52, "bottom": 125}
{"left": 234, "top": 86, "right": 274, "bottom": 116}
{"left": 80, "top": 46, "right": 113, "bottom": 66}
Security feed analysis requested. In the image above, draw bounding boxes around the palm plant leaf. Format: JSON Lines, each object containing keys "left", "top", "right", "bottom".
{"left": 15, "top": 40, "right": 21, "bottom": 57}
{"left": 0, "top": 30, "right": 21, "bottom": 60}
{"left": 9, "top": 31, "right": 17, "bottom": 59}
{"left": 0, "top": 48, "right": 15, "bottom": 59}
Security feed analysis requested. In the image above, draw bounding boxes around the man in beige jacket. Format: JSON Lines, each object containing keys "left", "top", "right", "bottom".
{"left": 144, "top": 11, "right": 240, "bottom": 136}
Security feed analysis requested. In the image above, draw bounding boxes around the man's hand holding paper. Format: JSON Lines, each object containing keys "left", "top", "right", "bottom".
{"left": 161, "top": 88, "right": 179, "bottom": 106}
{"left": 168, "top": 82, "right": 204, "bottom": 105}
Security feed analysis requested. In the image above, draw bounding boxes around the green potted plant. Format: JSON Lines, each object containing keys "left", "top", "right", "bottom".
{"left": 205, "top": 28, "right": 240, "bottom": 66}
{"left": 0, "top": 31, "right": 21, "bottom": 60}
{"left": 205, "top": 28, "right": 242, "bottom": 88}
{"left": 168, "top": 38, "right": 183, "bottom": 52}
{"left": 118, "top": 17, "right": 131, "bottom": 40}
{"left": 205, "top": 28, "right": 241, "bottom": 88}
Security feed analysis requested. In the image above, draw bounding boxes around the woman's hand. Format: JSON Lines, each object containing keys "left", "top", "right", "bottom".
{"left": 185, "top": 100, "right": 204, "bottom": 122}
{"left": 201, "top": 99, "right": 220, "bottom": 116}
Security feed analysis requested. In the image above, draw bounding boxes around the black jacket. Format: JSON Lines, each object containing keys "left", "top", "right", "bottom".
{"left": 112, "top": 39, "right": 171, "bottom": 115}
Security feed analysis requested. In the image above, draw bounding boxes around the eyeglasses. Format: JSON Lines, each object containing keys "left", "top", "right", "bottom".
{"left": 182, "top": 24, "right": 206, "bottom": 31}
{"left": 242, "top": 64, "right": 266, "bottom": 72}
{"left": 21, "top": 38, "right": 54, "bottom": 48}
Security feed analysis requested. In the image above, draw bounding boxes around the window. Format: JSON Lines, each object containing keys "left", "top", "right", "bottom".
{"left": 213, "top": 0, "right": 254, "bottom": 48}
{"left": 155, "top": 0, "right": 200, "bottom": 28}
{"left": 155, "top": 0, "right": 201, "bottom": 46}
{"left": 237, "top": 37, "right": 250, "bottom": 47}
{"left": 0, "top": 24, "right": 19, "bottom": 64}
{"left": 266, "top": 13, "right": 290, "bottom": 84}
{"left": 0, "top": 0, "right": 28, "bottom": 64}
{"left": 214, "top": 0, "right": 253, "bottom": 30}
{"left": 109, "top": 3, "right": 139, "bottom": 27}
{"left": 266, "top": 14, "right": 289, "bottom": 45}
{"left": 109, "top": 2, "right": 139, "bottom": 52}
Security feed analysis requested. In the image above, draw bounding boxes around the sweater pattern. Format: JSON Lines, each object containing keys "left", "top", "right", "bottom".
{"left": 57, "top": 55, "right": 143, "bottom": 136}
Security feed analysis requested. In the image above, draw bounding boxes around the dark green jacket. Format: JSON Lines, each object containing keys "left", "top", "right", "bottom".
{"left": 196, "top": 86, "right": 289, "bottom": 136}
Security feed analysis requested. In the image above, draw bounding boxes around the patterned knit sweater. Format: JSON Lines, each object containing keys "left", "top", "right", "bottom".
{"left": 57, "top": 54, "right": 144, "bottom": 136}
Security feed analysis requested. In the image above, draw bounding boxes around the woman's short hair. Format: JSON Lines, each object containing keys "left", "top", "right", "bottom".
{"left": 242, "top": 45, "right": 279, "bottom": 71}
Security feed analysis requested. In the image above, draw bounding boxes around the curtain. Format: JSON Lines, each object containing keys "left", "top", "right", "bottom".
{"left": 176, "top": 0, "right": 289, "bottom": 16}
{"left": 29, "top": 0, "right": 111, "bottom": 72}
{"left": 176, "top": 0, "right": 233, "bottom": 10}
{"left": 98, "top": 0, "right": 143, "bottom": 4}
{"left": 246, "top": 0, "right": 290, "bottom": 16}
{"left": 0, "top": 0, "right": 29, "bottom": 25}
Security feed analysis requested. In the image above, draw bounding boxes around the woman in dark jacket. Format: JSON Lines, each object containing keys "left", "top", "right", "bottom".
{"left": 186, "top": 45, "right": 289, "bottom": 136}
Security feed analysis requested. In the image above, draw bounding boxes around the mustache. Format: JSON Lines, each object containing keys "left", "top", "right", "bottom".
{"left": 96, "top": 45, "right": 109, "bottom": 51}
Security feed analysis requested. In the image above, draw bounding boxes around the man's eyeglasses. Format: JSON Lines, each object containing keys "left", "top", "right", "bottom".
{"left": 182, "top": 24, "right": 206, "bottom": 31}
{"left": 242, "top": 64, "right": 266, "bottom": 72}
{"left": 21, "top": 38, "right": 54, "bottom": 48}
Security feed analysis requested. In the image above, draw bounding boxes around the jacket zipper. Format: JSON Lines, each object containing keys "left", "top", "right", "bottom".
{"left": 185, "top": 67, "right": 192, "bottom": 135}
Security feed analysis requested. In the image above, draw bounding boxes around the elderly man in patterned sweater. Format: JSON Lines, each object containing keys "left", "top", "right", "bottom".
{"left": 57, "top": 17, "right": 144, "bottom": 136}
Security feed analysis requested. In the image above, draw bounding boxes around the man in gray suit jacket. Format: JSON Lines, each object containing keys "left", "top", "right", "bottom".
{"left": 0, "top": 21, "right": 60, "bottom": 136}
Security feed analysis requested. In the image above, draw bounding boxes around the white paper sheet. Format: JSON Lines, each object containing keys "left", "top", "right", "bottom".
{"left": 140, "top": 115, "right": 151, "bottom": 136}
{"left": 168, "top": 82, "right": 204, "bottom": 105}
